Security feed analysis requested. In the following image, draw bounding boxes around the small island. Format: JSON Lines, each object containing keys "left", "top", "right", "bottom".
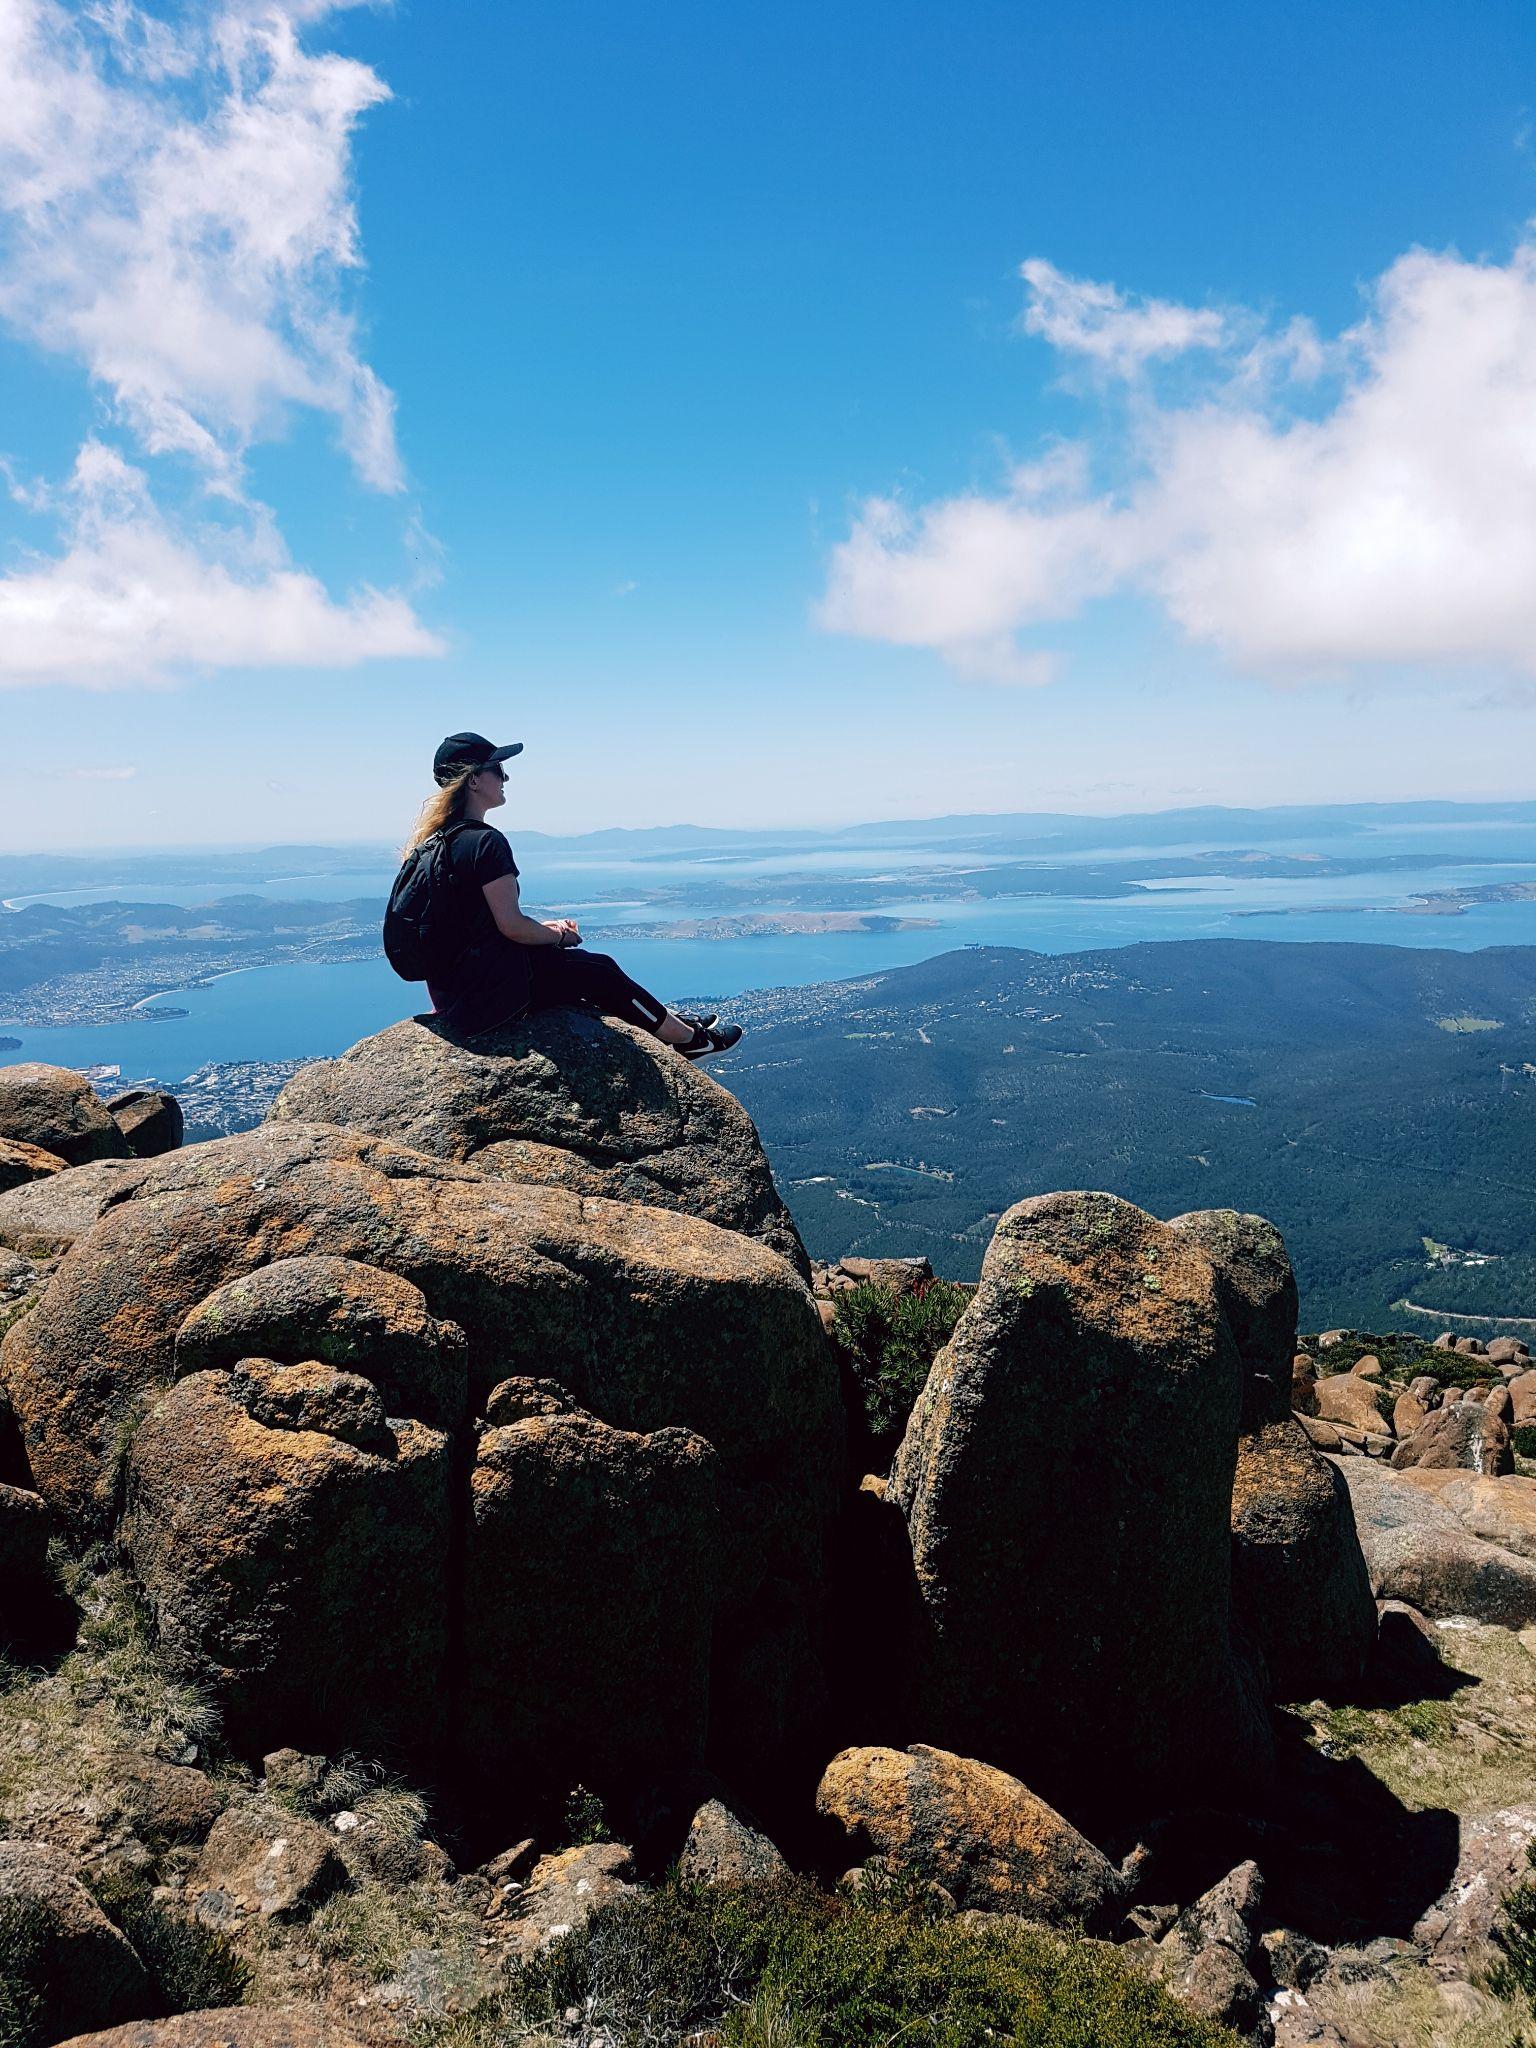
{"left": 0, "top": 1035, "right": 20, "bottom": 1052}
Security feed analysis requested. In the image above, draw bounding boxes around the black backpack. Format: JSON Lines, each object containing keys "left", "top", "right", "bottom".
{"left": 382, "top": 821, "right": 476, "bottom": 982}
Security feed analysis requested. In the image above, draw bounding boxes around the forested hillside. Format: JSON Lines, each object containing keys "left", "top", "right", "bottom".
{"left": 723, "top": 940, "right": 1536, "bottom": 1331}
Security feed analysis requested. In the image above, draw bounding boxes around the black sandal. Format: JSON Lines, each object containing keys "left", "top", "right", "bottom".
{"left": 678, "top": 1021, "right": 742, "bottom": 1060}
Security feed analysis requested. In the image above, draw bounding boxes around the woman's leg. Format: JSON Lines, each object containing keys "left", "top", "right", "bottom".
{"left": 524, "top": 948, "right": 695, "bottom": 1044}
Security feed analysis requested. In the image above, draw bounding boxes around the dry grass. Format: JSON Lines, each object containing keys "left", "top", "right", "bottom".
{"left": 1306, "top": 1620, "right": 1536, "bottom": 1817}
{"left": 1305, "top": 1958, "right": 1534, "bottom": 2048}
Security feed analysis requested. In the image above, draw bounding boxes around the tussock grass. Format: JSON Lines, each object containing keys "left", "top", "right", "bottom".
{"left": 433, "top": 1875, "right": 1242, "bottom": 2048}
{"left": 0, "top": 1557, "right": 220, "bottom": 1831}
{"left": 1306, "top": 1957, "right": 1533, "bottom": 2048}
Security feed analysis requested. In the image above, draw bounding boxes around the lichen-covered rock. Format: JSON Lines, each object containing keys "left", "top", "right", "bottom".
{"left": 0, "top": 1837, "right": 151, "bottom": 2040}
{"left": 54, "top": 2015, "right": 371, "bottom": 2048}
{"left": 124, "top": 1365, "right": 453, "bottom": 1760}
{"left": 108, "top": 1755, "right": 226, "bottom": 1847}
{"left": 0, "top": 1064, "right": 129, "bottom": 1166}
{"left": 174, "top": 1254, "right": 468, "bottom": 1430}
{"left": 103, "top": 1089, "right": 183, "bottom": 1159}
{"left": 890, "top": 1190, "right": 1272, "bottom": 1818}
{"left": 463, "top": 1390, "right": 718, "bottom": 1811}
{"left": 678, "top": 1797, "right": 789, "bottom": 1885}
{"left": 1314, "top": 1373, "right": 1389, "bottom": 1437}
{"left": 815, "top": 1743, "right": 1123, "bottom": 1926}
{"left": 1, "top": 1124, "right": 837, "bottom": 1550}
{"left": 270, "top": 1010, "right": 809, "bottom": 1279}
{"left": 0, "top": 1157, "right": 147, "bottom": 1257}
{"left": 189, "top": 1799, "right": 346, "bottom": 1921}
{"left": 1391, "top": 1402, "right": 1514, "bottom": 1477}
{"left": 0, "top": 1137, "right": 66, "bottom": 1196}
{"left": 502, "top": 1841, "right": 638, "bottom": 1959}
{"left": 1229, "top": 1420, "right": 1375, "bottom": 1700}
{"left": 1170, "top": 1210, "right": 1298, "bottom": 1430}
{"left": 1412, "top": 1803, "right": 1536, "bottom": 1972}
{"left": 1334, "top": 1458, "right": 1536, "bottom": 1625}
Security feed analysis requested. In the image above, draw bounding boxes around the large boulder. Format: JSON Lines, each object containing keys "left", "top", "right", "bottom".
{"left": 1391, "top": 1402, "right": 1514, "bottom": 1476}
{"left": 189, "top": 1799, "right": 346, "bottom": 1922}
{"left": 463, "top": 1386, "right": 719, "bottom": 1814}
{"left": 0, "top": 1157, "right": 147, "bottom": 1257}
{"left": 102, "top": 1088, "right": 183, "bottom": 1159}
{"left": 269, "top": 1011, "right": 809, "bottom": 1280}
{"left": 815, "top": 1742, "right": 1123, "bottom": 1927}
{"left": 1, "top": 1122, "right": 839, "bottom": 1794}
{"left": 173, "top": 1254, "right": 468, "bottom": 1430}
{"left": 124, "top": 1363, "right": 453, "bottom": 1761}
{"left": 0, "top": 1838, "right": 151, "bottom": 2040}
{"left": 0, "top": 1123, "right": 837, "bottom": 1540}
{"left": 1314, "top": 1373, "right": 1389, "bottom": 1437}
{"left": 1333, "top": 1458, "right": 1536, "bottom": 1625}
{"left": 1170, "top": 1209, "right": 1298, "bottom": 1430}
{"left": 0, "top": 1064, "right": 129, "bottom": 1166}
{"left": 1228, "top": 1420, "right": 1375, "bottom": 1700}
{"left": 0, "top": 1137, "right": 66, "bottom": 1196}
{"left": 889, "top": 1190, "right": 1272, "bottom": 1819}
{"left": 1396, "top": 1470, "right": 1536, "bottom": 1562}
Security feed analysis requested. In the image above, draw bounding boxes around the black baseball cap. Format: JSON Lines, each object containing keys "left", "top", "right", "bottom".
{"left": 433, "top": 731, "right": 524, "bottom": 785}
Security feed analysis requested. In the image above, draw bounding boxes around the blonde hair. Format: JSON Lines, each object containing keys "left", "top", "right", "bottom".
{"left": 402, "top": 769, "right": 475, "bottom": 858}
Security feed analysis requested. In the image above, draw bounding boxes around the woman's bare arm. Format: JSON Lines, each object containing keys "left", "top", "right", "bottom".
{"left": 483, "top": 872, "right": 576, "bottom": 947}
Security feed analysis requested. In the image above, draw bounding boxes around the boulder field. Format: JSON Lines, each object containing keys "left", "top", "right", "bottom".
{"left": 6, "top": 1022, "right": 1536, "bottom": 2047}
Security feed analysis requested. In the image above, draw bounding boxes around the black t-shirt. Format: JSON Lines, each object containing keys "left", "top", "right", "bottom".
{"left": 427, "top": 822, "right": 531, "bottom": 1034}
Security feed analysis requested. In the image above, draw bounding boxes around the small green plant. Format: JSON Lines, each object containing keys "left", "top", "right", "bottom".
{"left": 1515, "top": 1425, "right": 1536, "bottom": 1461}
{"left": 561, "top": 1783, "right": 611, "bottom": 1847}
{"left": 830, "top": 1280, "right": 970, "bottom": 1458}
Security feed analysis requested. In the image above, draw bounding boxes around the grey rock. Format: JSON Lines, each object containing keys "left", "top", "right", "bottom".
{"left": 104, "top": 1089, "right": 183, "bottom": 1159}
{"left": 1333, "top": 1459, "right": 1536, "bottom": 1625}
{"left": 190, "top": 1798, "right": 346, "bottom": 1920}
{"left": 678, "top": 1798, "right": 788, "bottom": 1885}
{"left": 0, "top": 1157, "right": 147, "bottom": 1257}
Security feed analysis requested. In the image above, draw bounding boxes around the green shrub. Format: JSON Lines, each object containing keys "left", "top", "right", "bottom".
{"left": 560, "top": 1783, "right": 611, "bottom": 1847}
{"left": 87, "top": 1870, "right": 249, "bottom": 2012}
{"left": 473, "top": 1875, "right": 1240, "bottom": 2048}
{"left": 1515, "top": 1424, "right": 1536, "bottom": 1461}
{"left": 1491, "top": 1842, "right": 1536, "bottom": 2005}
{"left": 830, "top": 1281, "right": 969, "bottom": 1458}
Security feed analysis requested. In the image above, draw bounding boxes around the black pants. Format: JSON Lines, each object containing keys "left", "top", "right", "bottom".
{"left": 524, "top": 945, "right": 669, "bottom": 1032}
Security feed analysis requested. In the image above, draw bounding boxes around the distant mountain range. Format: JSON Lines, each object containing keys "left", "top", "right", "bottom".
{"left": 720, "top": 939, "right": 1536, "bottom": 1333}
{"left": 6, "top": 796, "right": 1536, "bottom": 894}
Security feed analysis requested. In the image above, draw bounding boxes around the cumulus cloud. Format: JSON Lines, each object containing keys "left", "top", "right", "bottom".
{"left": 0, "top": 440, "right": 441, "bottom": 687}
{"left": 0, "top": 0, "right": 439, "bottom": 685}
{"left": 822, "top": 239, "right": 1536, "bottom": 686}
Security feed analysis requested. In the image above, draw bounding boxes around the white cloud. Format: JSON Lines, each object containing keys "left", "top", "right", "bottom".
{"left": 823, "top": 238, "right": 1536, "bottom": 686}
{"left": 0, "top": 441, "right": 442, "bottom": 687}
{"left": 1019, "top": 258, "right": 1227, "bottom": 373}
{"left": 0, "top": 0, "right": 399, "bottom": 490}
{"left": 0, "top": 0, "right": 440, "bottom": 685}
{"left": 63, "top": 765, "right": 137, "bottom": 779}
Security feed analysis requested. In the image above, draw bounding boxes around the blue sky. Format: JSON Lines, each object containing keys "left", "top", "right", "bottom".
{"left": 3, "top": 0, "right": 1536, "bottom": 847}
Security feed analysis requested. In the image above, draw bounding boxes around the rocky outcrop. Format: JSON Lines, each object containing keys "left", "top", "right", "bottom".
{"left": 815, "top": 1743, "right": 1123, "bottom": 1926}
{"left": 500, "top": 1842, "right": 638, "bottom": 1960}
{"left": 1171, "top": 1209, "right": 1297, "bottom": 1430}
{"left": 1391, "top": 1402, "right": 1514, "bottom": 1476}
{"left": 890, "top": 1190, "right": 1273, "bottom": 1818}
{"left": 463, "top": 1387, "right": 719, "bottom": 1813}
{"left": 0, "top": 1063, "right": 129, "bottom": 1166}
{"left": 678, "top": 1797, "right": 789, "bottom": 1885}
{"left": 269, "top": 1011, "right": 809, "bottom": 1279}
{"left": 1, "top": 1117, "right": 839, "bottom": 1800}
{"left": 125, "top": 1364, "right": 453, "bottom": 1761}
{"left": 173, "top": 1254, "right": 469, "bottom": 1430}
{"left": 1174, "top": 1212, "right": 1373, "bottom": 1700}
{"left": 1229, "top": 1421, "right": 1375, "bottom": 1700}
{"left": 0, "top": 1838, "right": 151, "bottom": 2039}
{"left": 103, "top": 1089, "right": 183, "bottom": 1159}
{"left": 0, "top": 1137, "right": 66, "bottom": 1195}
{"left": 1334, "top": 1458, "right": 1536, "bottom": 1625}
{"left": 0, "top": 1157, "right": 147, "bottom": 1257}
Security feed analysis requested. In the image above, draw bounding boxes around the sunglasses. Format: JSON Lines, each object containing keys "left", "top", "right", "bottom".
{"left": 476, "top": 764, "right": 508, "bottom": 783}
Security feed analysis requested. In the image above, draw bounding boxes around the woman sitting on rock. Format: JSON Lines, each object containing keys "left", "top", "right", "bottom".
{"left": 402, "top": 731, "right": 743, "bottom": 1055}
